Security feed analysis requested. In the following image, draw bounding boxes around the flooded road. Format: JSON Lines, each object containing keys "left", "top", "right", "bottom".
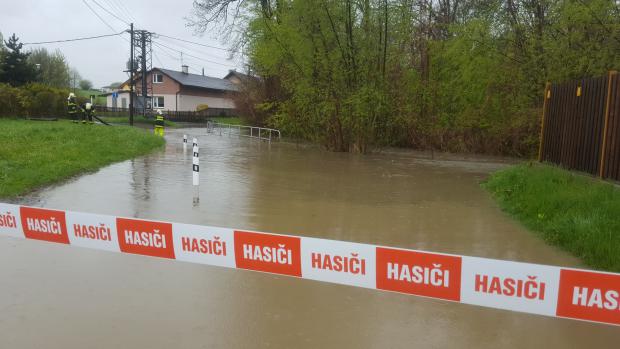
{"left": 1, "top": 127, "right": 618, "bottom": 348}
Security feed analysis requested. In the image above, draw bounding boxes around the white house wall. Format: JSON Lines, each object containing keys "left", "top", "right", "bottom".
{"left": 106, "top": 93, "right": 130, "bottom": 108}
{"left": 151, "top": 94, "right": 178, "bottom": 111}
{"left": 105, "top": 92, "right": 235, "bottom": 111}
{"left": 178, "top": 94, "right": 235, "bottom": 111}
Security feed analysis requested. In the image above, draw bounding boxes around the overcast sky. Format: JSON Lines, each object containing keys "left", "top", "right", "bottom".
{"left": 0, "top": 0, "right": 244, "bottom": 87}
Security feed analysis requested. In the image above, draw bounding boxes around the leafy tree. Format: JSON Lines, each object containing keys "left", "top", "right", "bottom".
{"left": 105, "top": 81, "right": 123, "bottom": 89}
{"left": 0, "top": 33, "right": 38, "bottom": 86}
{"left": 0, "top": 32, "right": 5, "bottom": 77}
{"left": 69, "top": 68, "right": 82, "bottom": 91}
{"left": 27, "top": 47, "right": 71, "bottom": 88}
{"left": 79, "top": 79, "right": 93, "bottom": 90}
{"left": 189, "top": 0, "right": 620, "bottom": 156}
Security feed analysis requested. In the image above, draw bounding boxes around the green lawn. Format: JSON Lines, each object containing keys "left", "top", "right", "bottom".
{"left": 208, "top": 116, "right": 242, "bottom": 125}
{"left": 483, "top": 164, "right": 620, "bottom": 272}
{"left": 76, "top": 89, "right": 106, "bottom": 105}
{"left": 0, "top": 119, "right": 165, "bottom": 198}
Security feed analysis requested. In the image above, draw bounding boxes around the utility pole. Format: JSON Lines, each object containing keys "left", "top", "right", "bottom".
{"left": 129, "top": 23, "right": 134, "bottom": 126}
{"left": 126, "top": 26, "right": 151, "bottom": 122}
{"left": 140, "top": 31, "right": 147, "bottom": 118}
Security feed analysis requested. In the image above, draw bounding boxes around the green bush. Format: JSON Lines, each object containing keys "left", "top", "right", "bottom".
{"left": 0, "top": 83, "right": 24, "bottom": 116}
{"left": 0, "top": 83, "right": 69, "bottom": 118}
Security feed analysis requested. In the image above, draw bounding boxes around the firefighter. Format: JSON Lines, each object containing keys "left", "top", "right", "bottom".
{"left": 67, "top": 93, "right": 78, "bottom": 122}
{"left": 83, "top": 102, "right": 95, "bottom": 124}
{"left": 154, "top": 109, "right": 165, "bottom": 136}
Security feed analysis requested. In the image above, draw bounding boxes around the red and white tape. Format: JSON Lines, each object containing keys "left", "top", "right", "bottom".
{"left": 1, "top": 202, "right": 619, "bottom": 327}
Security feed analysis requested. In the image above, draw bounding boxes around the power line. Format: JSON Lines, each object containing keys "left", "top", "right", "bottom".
{"left": 154, "top": 33, "right": 240, "bottom": 53}
{"left": 111, "top": 0, "right": 137, "bottom": 23}
{"left": 23, "top": 32, "right": 125, "bottom": 45}
{"left": 154, "top": 43, "right": 213, "bottom": 75}
{"left": 90, "top": 0, "right": 130, "bottom": 25}
{"left": 153, "top": 40, "right": 238, "bottom": 68}
{"left": 82, "top": 0, "right": 131, "bottom": 45}
{"left": 153, "top": 41, "right": 223, "bottom": 74}
{"left": 153, "top": 51, "right": 166, "bottom": 68}
{"left": 158, "top": 36, "right": 231, "bottom": 61}
{"left": 82, "top": 0, "right": 118, "bottom": 33}
{"left": 158, "top": 40, "right": 243, "bottom": 74}
{"left": 101, "top": 0, "right": 132, "bottom": 24}
{"left": 152, "top": 41, "right": 181, "bottom": 61}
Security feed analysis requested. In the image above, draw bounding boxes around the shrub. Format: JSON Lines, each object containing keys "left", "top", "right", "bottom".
{"left": 0, "top": 83, "right": 24, "bottom": 117}
{"left": 0, "top": 83, "right": 69, "bottom": 117}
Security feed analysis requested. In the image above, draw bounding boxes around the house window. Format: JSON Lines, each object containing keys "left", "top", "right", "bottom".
{"left": 153, "top": 74, "right": 163, "bottom": 83}
{"left": 153, "top": 96, "right": 165, "bottom": 108}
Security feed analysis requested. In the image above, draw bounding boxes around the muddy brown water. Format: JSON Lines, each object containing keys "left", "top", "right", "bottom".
{"left": 1, "top": 127, "right": 618, "bottom": 348}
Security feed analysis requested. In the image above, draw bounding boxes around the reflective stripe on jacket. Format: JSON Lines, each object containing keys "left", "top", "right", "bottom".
{"left": 155, "top": 115, "right": 165, "bottom": 127}
{"left": 68, "top": 103, "right": 78, "bottom": 113}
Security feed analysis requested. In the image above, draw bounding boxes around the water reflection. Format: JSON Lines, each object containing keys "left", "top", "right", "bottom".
{"left": 5, "top": 127, "right": 618, "bottom": 348}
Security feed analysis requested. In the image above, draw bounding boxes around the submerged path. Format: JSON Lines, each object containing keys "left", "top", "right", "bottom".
{"left": 1, "top": 127, "right": 618, "bottom": 348}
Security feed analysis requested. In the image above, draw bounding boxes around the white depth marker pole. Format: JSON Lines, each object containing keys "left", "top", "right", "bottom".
{"left": 192, "top": 143, "right": 199, "bottom": 186}
{"left": 183, "top": 134, "right": 188, "bottom": 151}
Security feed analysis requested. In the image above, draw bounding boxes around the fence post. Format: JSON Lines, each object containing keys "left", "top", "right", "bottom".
{"left": 538, "top": 82, "right": 551, "bottom": 162}
{"left": 193, "top": 143, "right": 199, "bottom": 186}
{"left": 599, "top": 70, "right": 617, "bottom": 178}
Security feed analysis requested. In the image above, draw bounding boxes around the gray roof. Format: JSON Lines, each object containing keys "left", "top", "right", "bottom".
{"left": 157, "top": 68, "right": 239, "bottom": 92}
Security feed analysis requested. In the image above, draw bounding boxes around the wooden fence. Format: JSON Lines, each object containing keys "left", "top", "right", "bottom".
{"left": 95, "top": 106, "right": 237, "bottom": 121}
{"left": 538, "top": 71, "right": 620, "bottom": 181}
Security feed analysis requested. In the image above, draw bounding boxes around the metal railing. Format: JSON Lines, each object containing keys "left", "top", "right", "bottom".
{"left": 207, "top": 121, "right": 281, "bottom": 143}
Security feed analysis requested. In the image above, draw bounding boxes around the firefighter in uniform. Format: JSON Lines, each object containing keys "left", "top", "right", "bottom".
{"left": 83, "top": 102, "right": 95, "bottom": 124}
{"left": 67, "top": 93, "right": 78, "bottom": 122}
{"left": 154, "top": 109, "right": 165, "bottom": 136}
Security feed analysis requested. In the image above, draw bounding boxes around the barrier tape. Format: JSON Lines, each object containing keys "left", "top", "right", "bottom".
{"left": 1, "top": 202, "right": 619, "bottom": 327}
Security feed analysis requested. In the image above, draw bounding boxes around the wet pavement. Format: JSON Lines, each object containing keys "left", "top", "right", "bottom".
{"left": 1, "top": 127, "right": 618, "bottom": 348}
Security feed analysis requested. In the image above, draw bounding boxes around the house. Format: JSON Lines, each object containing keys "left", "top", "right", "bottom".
{"left": 223, "top": 70, "right": 253, "bottom": 85}
{"left": 105, "top": 66, "right": 243, "bottom": 114}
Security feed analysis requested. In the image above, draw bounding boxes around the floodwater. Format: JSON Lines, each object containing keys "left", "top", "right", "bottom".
{"left": 1, "top": 127, "right": 618, "bottom": 348}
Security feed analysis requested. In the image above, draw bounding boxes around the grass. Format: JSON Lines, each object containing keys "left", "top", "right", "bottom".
{"left": 0, "top": 119, "right": 165, "bottom": 198}
{"left": 98, "top": 115, "right": 177, "bottom": 127}
{"left": 483, "top": 163, "right": 620, "bottom": 272}
{"left": 208, "top": 116, "right": 242, "bottom": 125}
{"left": 75, "top": 89, "right": 106, "bottom": 105}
